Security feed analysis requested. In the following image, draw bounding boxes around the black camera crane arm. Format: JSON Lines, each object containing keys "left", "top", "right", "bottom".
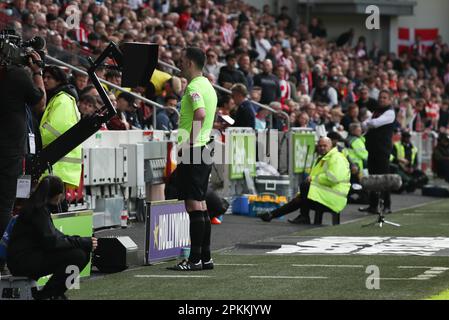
{"left": 30, "top": 42, "right": 124, "bottom": 183}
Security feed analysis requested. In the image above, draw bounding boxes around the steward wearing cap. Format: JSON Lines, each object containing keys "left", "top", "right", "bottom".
{"left": 391, "top": 131, "right": 428, "bottom": 192}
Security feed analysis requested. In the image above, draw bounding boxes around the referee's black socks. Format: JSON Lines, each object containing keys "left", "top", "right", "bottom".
{"left": 202, "top": 211, "right": 211, "bottom": 262}
{"left": 188, "top": 211, "right": 205, "bottom": 264}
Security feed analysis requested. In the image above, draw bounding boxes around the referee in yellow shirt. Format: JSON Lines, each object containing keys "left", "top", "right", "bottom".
{"left": 168, "top": 47, "right": 217, "bottom": 271}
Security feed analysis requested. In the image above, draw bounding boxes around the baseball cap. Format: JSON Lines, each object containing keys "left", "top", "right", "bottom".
{"left": 327, "top": 131, "right": 343, "bottom": 141}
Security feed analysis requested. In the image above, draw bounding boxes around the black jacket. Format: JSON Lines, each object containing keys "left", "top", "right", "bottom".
{"left": 218, "top": 66, "right": 248, "bottom": 87}
{"left": 7, "top": 205, "right": 92, "bottom": 262}
{"left": 233, "top": 100, "right": 256, "bottom": 129}
{"left": 365, "top": 106, "right": 395, "bottom": 158}
{"left": 253, "top": 73, "right": 281, "bottom": 105}
{"left": 312, "top": 85, "right": 333, "bottom": 104}
{"left": 0, "top": 65, "right": 44, "bottom": 157}
{"left": 357, "top": 97, "right": 378, "bottom": 113}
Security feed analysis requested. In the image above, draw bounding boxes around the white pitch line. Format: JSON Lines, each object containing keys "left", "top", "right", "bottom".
{"left": 373, "top": 278, "right": 424, "bottom": 281}
{"left": 424, "top": 270, "right": 445, "bottom": 274}
{"left": 398, "top": 266, "right": 441, "bottom": 269}
{"left": 292, "top": 264, "right": 364, "bottom": 268}
{"left": 134, "top": 275, "right": 212, "bottom": 278}
{"left": 123, "top": 266, "right": 146, "bottom": 273}
{"left": 430, "top": 267, "right": 449, "bottom": 271}
{"left": 409, "top": 210, "right": 448, "bottom": 213}
{"left": 215, "top": 264, "right": 257, "bottom": 266}
{"left": 250, "top": 276, "right": 328, "bottom": 279}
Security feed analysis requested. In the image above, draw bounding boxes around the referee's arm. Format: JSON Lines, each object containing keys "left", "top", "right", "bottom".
{"left": 190, "top": 108, "right": 206, "bottom": 144}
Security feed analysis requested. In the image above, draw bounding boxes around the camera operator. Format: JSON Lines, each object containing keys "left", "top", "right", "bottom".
{"left": 359, "top": 90, "right": 395, "bottom": 214}
{"left": 0, "top": 49, "right": 46, "bottom": 270}
{"left": 7, "top": 176, "right": 96, "bottom": 300}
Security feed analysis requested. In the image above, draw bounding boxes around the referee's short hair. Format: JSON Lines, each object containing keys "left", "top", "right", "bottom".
{"left": 185, "top": 47, "right": 206, "bottom": 70}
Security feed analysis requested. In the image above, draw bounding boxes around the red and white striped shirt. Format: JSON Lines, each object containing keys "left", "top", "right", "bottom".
{"left": 279, "top": 79, "right": 290, "bottom": 105}
{"left": 75, "top": 26, "right": 88, "bottom": 45}
{"left": 220, "top": 23, "right": 234, "bottom": 47}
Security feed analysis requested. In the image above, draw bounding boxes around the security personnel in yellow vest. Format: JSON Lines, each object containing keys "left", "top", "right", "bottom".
{"left": 40, "top": 66, "right": 82, "bottom": 197}
{"left": 391, "top": 130, "right": 428, "bottom": 193}
{"left": 150, "top": 69, "right": 172, "bottom": 96}
{"left": 259, "top": 137, "right": 351, "bottom": 224}
{"left": 343, "top": 123, "right": 370, "bottom": 204}
{"left": 345, "top": 123, "right": 368, "bottom": 174}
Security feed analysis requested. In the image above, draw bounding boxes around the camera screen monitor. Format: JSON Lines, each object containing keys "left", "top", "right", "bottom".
{"left": 121, "top": 42, "right": 159, "bottom": 88}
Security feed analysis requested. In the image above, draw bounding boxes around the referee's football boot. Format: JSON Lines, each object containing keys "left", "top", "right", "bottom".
{"left": 167, "top": 259, "right": 203, "bottom": 271}
{"left": 202, "top": 259, "right": 214, "bottom": 270}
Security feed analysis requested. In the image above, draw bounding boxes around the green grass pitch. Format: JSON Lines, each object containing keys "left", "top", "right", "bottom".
{"left": 68, "top": 200, "right": 449, "bottom": 300}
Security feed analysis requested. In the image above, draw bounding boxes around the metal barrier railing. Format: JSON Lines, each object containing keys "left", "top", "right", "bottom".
{"left": 46, "top": 55, "right": 180, "bottom": 130}
{"left": 49, "top": 54, "right": 290, "bottom": 132}
{"left": 158, "top": 60, "right": 291, "bottom": 130}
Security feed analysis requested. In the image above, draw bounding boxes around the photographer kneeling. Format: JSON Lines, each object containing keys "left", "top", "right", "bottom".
{"left": 7, "top": 176, "right": 97, "bottom": 300}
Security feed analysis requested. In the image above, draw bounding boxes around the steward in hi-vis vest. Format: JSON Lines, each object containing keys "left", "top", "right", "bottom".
{"left": 40, "top": 68, "right": 81, "bottom": 188}
{"left": 390, "top": 131, "right": 428, "bottom": 193}
{"left": 259, "top": 137, "right": 351, "bottom": 225}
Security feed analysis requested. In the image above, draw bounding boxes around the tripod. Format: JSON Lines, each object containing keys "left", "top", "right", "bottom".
{"left": 362, "top": 191, "right": 400, "bottom": 228}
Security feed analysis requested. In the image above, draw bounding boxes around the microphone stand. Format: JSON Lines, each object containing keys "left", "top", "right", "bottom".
{"left": 362, "top": 192, "right": 400, "bottom": 228}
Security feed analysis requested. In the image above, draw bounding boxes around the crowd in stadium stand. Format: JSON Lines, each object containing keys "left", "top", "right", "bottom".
{"left": 2, "top": 0, "right": 449, "bottom": 148}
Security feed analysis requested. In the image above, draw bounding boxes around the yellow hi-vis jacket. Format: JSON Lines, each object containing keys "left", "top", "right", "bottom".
{"left": 392, "top": 141, "right": 417, "bottom": 167}
{"left": 308, "top": 147, "right": 351, "bottom": 213}
{"left": 39, "top": 91, "right": 82, "bottom": 187}
{"left": 151, "top": 69, "right": 172, "bottom": 96}
{"left": 346, "top": 135, "right": 368, "bottom": 171}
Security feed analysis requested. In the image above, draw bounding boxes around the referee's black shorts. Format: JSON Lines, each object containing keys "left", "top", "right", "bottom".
{"left": 177, "top": 145, "right": 213, "bottom": 201}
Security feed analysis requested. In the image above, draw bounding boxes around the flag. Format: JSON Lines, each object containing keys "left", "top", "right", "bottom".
{"left": 398, "top": 27, "right": 439, "bottom": 55}
{"left": 398, "top": 27, "right": 411, "bottom": 55}
{"left": 415, "top": 28, "right": 439, "bottom": 51}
